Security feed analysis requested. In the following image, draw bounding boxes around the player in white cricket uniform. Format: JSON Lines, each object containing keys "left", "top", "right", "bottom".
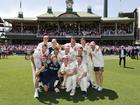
{"left": 58, "top": 55, "right": 77, "bottom": 96}
{"left": 31, "top": 44, "right": 49, "bottom": 98}
{"left": 36, "top": 35, "right": 52, "bottom": 51}
{"left": 80, "top": 38, "right": 95, "bottom": 87}
{"left": 61, "top": 45, "right": 77, "bottom": 63}
{"left": 48, "top": 39, "right": 60, "bottom": 54}
{"left": 76, "top": 55, "right": 88, "bottom": 98}
{"left": 90, "top": 41, "right": 104, "bottom": 91}
{"left": 61, "top": 45, "right": 71, "bottom": 56}
{"left": 64, "top": 37, "right": 81, "bottom": 61}
{"left": 51, "top": 47, "right": 63, "bottom": 65}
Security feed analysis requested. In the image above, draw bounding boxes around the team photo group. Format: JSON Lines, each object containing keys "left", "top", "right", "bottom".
{"left": 31, "top": 34, "right": 104, "bottom": 99}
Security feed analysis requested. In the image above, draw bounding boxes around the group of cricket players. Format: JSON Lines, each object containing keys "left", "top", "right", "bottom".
{"left": 31, "top": 34, "right": 104, "bottom": 98}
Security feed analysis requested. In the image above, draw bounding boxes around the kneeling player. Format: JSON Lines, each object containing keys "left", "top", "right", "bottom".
{"left": 42, "top": 55, "right": 60, "bottom": 93}
{"left": 76, "top": 55, "right": 88, "bottom": 98}
{"left": 58, "top": 55, "right": 77, "bottom": 96}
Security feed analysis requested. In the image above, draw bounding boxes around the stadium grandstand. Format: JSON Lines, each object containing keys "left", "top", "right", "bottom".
{"left": 0, "top": 17, "right": 4, "bottom": 36}
{"left": 1, "top": 0, "right": 140, "bottom": 45}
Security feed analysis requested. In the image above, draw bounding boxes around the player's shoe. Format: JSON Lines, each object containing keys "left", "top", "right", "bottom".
{"left": 82, "top": 91, "right": 87, "bottom": 98}
{"left": 93, "top": 84, "right": 99, "bottom": 90}
{"left": 97, "top": 86, "right": 103, "bottom": 91}
{"left": 34, "top": 89, "right": 39, "bottom": 98}
{"left": 54, "top": 88, "right": 60, "bottom": 93}
{"left": 70, "top": 89, "right": 75, "bottom": 96}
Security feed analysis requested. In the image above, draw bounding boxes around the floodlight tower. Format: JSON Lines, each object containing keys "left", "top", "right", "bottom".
{"left": 104, "top": 0, "right": 108, "bottom": 17}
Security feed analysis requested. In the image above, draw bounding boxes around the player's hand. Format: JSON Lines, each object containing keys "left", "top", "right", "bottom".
{"left": 35, "top": 71, "right": 40, "bottom": 76}
{"left": 77, "top": 77, "right": 81, "bottom": 82}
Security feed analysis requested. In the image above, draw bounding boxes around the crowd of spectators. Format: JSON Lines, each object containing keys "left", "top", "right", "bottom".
{"left": 101, "top": 45, "right": 139, "bottom": 59}
{"left": 8, "top": 24, "right": 134, "bottom": 36}
{"left": 102, "top": 26, "right": 133, "bottom": 35}
{"left": 101, "top": 27, "right": 115, "bottom": 35}
{"left": 10, "top": 26, "right": 37, "bottom": 34}
{"left": 23, "top": 26, "right": 37, "bottom": 34}
{"left": 79, "top": 25, "right": 100, "bottom": 36}
{"left": 39, "top": 25, "right": 58, "bottom": 36}
{"left": 38, "top": 24, "right": 100, "bottom": 36}
{"left": 0, "top": 45, "right": 36, "bottom": 58}
{"left": 10, "top": 26, "right": 21, "bottom": 33}
{"left": 0, "top": 44, "right": 139, "bottom": 59}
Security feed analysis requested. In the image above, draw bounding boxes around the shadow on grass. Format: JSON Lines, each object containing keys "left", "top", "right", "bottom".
{"left": 87, "top": 88, "right": 119, "bottom": 101}
{"left": 37, "top": 88, "right": 119, "bottom": 104}
{"left": 124, "top": 66, "right": 135, "bottom": 69}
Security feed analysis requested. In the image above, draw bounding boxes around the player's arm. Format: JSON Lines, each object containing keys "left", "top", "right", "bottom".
{"left": 35, "top": 65, "right": 45, "bottom": 77}
{"left": 77, "top": 65, "right": 87, "bottom": 81}
{"left": 30, "top": 55, "right": 36, "bottom": 71}
{"left": 79, "top": 71, "right": 87, "bottom": 80}
{"left": 58, "top": 65, "right": 66, "bottom": 77}
{"left": 89, "top": 52, "right": 93, "bottom": 61}
{"left": 95, "top": 46, "right": 100, "bottom": 53}
{"left": 66, "top": 67, "right": 77, "bottom": 77}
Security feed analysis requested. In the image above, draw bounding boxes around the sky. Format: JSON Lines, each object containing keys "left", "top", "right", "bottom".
{"left": 0, "top": 0, "right": 140, "bottom": 18}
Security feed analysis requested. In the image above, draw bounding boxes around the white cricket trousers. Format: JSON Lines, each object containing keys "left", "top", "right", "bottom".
{"left": 66, "top": 75, "right": 77, "bottom": 92}
{"left": 79, "top": 77, "right": 88, "bottom": 92}
{"left": 87, "top": 63, "right": 94, "bottom": 84}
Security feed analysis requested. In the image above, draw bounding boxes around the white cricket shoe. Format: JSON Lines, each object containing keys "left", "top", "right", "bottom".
{"left": 70, "top": 89, "right": 75, "bottom": 96}
{"left": 38, "top": 87, "right": 42, "bottom": 92}
{"left": 34, "top": 89, "right": 39, "bottom": 98}
{"left": 54, "top": 88, "right": 60, "bottom": 93}
{"left": 54, "top": 80, "right": 59, "bottom": 87}
{"left": 97, "top": 86, "right": 103, "bottom": 91}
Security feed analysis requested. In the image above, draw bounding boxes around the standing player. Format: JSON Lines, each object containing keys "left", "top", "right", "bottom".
{"left": 51, "top": 47, "right": 63, "bottom": 64}
{"left": 36, "top": 34, "right": 51, "bottom": 51}
{"left": 48, "top": 39, "right": 59, "bottom": 54}
{"left": 64, "top": 37, "right": 81, "bottom": 61}
{"left": 80, "top": 38, "right": 95, "bottom": 87}
{"left": 31, "top": 44, "right": 48, "bottom": 98}
{"left": 90, "top": 41, "right": 104, "bottom": 91}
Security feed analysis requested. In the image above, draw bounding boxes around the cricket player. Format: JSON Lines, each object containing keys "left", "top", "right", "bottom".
{"left": 31, "top": 44, "right": 49, "bottom": 98}
{"left": 58, "top": 55, "right": 77, "bottom": 96}
{"left": 36, "top": 34, "right": 51, "bottom": 51}
{"left": 41, "top": 55, "right": 60, "bottom": 93}
{"left": 90, "top": 41, "right": 104, "bottom": 91}
{"left": 76, "top": 55, "right": 88, "bottom": 98}
{"left": 80, "top": 38, "right": 95, "bottom": 87}
{"left": 64, "top": 37, "right": 81, "bottom": 61}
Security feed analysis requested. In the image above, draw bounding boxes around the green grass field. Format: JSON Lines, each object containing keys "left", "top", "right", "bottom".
{"left": 0, "top": 56, "right": 140, "bottom": 105}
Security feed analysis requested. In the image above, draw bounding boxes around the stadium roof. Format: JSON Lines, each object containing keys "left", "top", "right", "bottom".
{"left": 37, "top": 11, "right": 100, "bottom": 18}
{"left": 3, "top": 14, "right": 135, "bottom": 23}
{"left": 101, "top": 17, "right": 134, "bottom": 22}
{"left": 0, "top": 17, "right": 4, "bottom": 23}
{"left": 37, "top": 12, "right": 62, "bottom": 18}
{"left": 4, "top": 17, "right": 37, "bottom": 23}
{"left": 0, "top": 17, "right": 4, "bottom": 26}
{"left": 77, "top": 12, "right": 100, "bottom": 18}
